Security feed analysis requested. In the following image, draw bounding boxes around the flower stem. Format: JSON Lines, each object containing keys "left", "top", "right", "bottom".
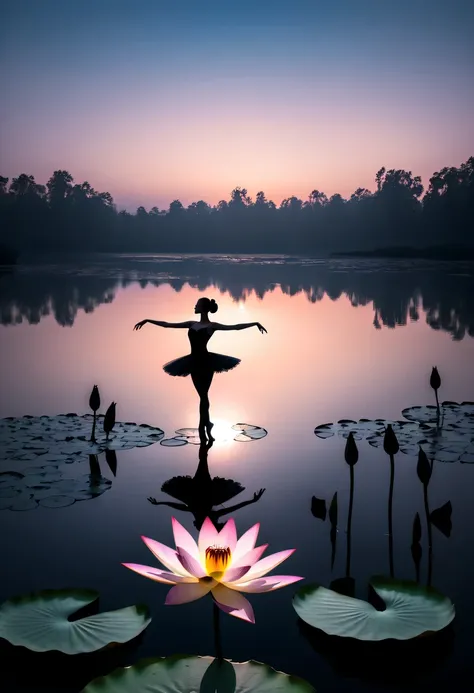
{"left": 346, "top": 464, "right": 354, "bottom": 577}
{"left": 213, "top": 602, "right": 223, "bottom": 662}
{"left": 423, "top": 484, "right": 433, "bottom": 586}
{"left": 388, "top": 454, "right": 395, "bottom": 578}
{"left": 90, "top": 411, "right": 97, "bottom": 443}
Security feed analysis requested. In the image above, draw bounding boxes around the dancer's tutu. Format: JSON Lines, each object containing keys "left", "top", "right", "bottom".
{"left": 161, "top": 476, "right": 245, "bottom": 506}
{"left": 163, "top": 352, "right": 241, "bottom": 377}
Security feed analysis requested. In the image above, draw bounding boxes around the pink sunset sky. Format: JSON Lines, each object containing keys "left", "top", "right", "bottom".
{"left": 1, "top": 0, "right": 473, "bottom": 211}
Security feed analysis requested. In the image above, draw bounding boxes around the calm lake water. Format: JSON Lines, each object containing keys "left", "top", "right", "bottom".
{"left": 1, "top": 254, "right": 474, "bottom": 691}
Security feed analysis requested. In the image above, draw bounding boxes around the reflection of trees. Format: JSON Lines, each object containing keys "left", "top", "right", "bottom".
{"left": 1, "top": 258, "right": 473, "bottom": 339}
{"left": 0, "top": 269, "right": 117, "bottom": 326}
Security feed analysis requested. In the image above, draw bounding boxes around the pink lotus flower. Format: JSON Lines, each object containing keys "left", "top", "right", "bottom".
{"left": 123, "top": 517, "right": 303, "bottom": 623}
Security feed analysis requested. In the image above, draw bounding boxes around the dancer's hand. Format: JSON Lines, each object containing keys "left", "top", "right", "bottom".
{"left": 134, "top": 320, "right": 148, "bottom": 330}
{"left": 147, "top": 496, "right": 158, "bottom": 504}
{"left": 253, "top": 488, "right": 265, "bottom": 500}
{"left": 256, "top": 323, "right": 267, "bottom": 334}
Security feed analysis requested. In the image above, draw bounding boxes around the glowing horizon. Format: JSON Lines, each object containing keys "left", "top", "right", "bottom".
{"left": 2, "top": 0, "right": 473, "bottom": 212}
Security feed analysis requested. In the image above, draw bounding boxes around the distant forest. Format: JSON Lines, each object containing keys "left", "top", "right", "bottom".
{"left": 1, "top": 157, "right": 473, "bottom": 255}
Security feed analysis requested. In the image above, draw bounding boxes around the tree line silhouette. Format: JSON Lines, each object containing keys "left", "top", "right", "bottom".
{"left": 1, "top": 256, "right": 473, "bottom": 340}
{"left": 0, "top": 157, "right": 473, "bottom": 255}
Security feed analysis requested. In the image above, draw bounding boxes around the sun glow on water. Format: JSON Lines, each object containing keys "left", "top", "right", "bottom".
{"left": 210, "top": 418, "right": 236, "bottom": 447}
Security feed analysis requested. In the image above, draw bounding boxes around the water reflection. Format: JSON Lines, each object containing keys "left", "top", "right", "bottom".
{"left": 1, "top": 256, "right": 474, "bottom": 339}
{"left": 148, "top": 433, "right": 265, "bottom": 531}
{"left": 0, "top": 450, "right": 115, "bottom": 511}
{"left": 302, "top": 429, "right": 456, "bottom": 686}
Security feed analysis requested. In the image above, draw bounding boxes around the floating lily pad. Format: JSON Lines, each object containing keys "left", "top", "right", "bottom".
{"left": 160, "top": 438, "right": 188, "bottom": 447}
{"left": 175, "top": 428, "right": 199, "bottom": 437}
{"left": 232, "top": 424, "right": 268, "bottom": 442}
{"left": 314, "top": 402, "right": 474, "bottom": 463}
{"left": 82, "top": 655, "right": 315, "bottom": 692}
{"left": 160, "top": 423, "right": 268, "bottom": 447}
{"left": 0, "top": 589, "right": 151, "bottom": 654}
{"left": 232, "top": 424, "right": 268, "bottom": 441}
{"left": 0, "top": 493, "right": 38, "bottom": 511}
{"left": 22, "top": 465, "right": 59, "bottom": 475}
{"left": 314, "top": 419, "right": 386, "bottom": 441}
{"left": 0, "top": 486, "right": 22, "bottom": 499}
{"left": 38, "top": 495, "right": 76, "bottom": 508}
{"left": 0, "top": 465, "right": 112, "bottom": 511}
{"left": 402, "top": 402, "right": 474, "bottom": 429}
{"left": 293, "top": 576, "right": 455, "bottom": 641}
{"left": 0, "top": 471, "right": 24, "bottom": 486}
{"left": 64, "top": 474, "right": 112, "bottom": 500}
{"left": 0, "top": 414, "right": 164, "bottom": 465}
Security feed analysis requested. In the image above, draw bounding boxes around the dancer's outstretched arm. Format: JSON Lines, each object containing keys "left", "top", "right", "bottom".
{"left": 214, "top": 489, "right": 266, "bottom": 518}
{"left": 212, "top": 322, "right": 267, "bottom": 333}
{"left": 134, "top": 319, "right": 194, "bottom": 330}
{"left": 147, "top": 498, "right": 190, "bottom": 510}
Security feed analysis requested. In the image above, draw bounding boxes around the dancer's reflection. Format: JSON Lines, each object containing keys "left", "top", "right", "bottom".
{"left": 134, "top": 297, "right": 266, "bottom": 438}
{"left": 148, "top": 432, "right": 265, "bottom": 531}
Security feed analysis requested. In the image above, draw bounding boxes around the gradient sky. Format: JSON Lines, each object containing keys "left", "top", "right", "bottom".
{"left": 1, "top": 0, "right": 474, "bottom": 211}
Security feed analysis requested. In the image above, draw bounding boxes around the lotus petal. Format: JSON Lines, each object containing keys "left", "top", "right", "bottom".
{"left": 217, "top": 518, "right": 238, "bottom": 552}
{"left": 141, "top": 536, "right": 192, "bottom": 577}
{"left": 122, "top": 564, "right": 195, "bottom": 584}
{"left": 238, "top": 549, "right": 296, "bottom": 581}
{"left": 228, "top": 575, "right": 304, "bottom": 593}
{"left": 165, "top": 581, "right": 214, "bottom": 605}
{"left": 176, "top": 548, "right": 207, "bottom": 578}
{"left": 198, "top": 517, "right": 219, "bottom": 554}
{"left": 172, "top": 517, "right": 200, "bottom": 560}
{"left": 212, "top": 584, "right": 255, "bottom": 623}
{"left": 222, "top": 565, "right": 251, "bottom": 583}
{"left": 232, "top": 523, "right": 260, "bottom": 561}
{"left": 230, "top": 544, "right": 268, "bottom": 570}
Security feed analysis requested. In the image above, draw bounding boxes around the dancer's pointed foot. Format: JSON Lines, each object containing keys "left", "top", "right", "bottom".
{"left": 206, "top": 421, "right": 215, "bottom": 441}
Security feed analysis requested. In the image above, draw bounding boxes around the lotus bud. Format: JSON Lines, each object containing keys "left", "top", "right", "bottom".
{"left": 104, "top": 402, "right": 116, "bottom": 439}
{"left": 105, "top": 449, "right": 117, "bottom": 477}
{"left": 344, "top": 432, "right": 358, "bottom": 466}
{"left": 417, "top": 446, "right": 432, "bottom": 486}
{"left": 89, "top": 385, "right": 100, "bottom": 413}
{"left": 430, "top": 367, "right": 441, "bottom": 391}
{"left": 383, "top": 424, "right": 399, "bottom": 456}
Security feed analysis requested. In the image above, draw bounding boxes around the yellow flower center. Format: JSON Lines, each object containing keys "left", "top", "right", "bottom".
{"left": 205, "top": 545, "right": 231, "bottom": 577}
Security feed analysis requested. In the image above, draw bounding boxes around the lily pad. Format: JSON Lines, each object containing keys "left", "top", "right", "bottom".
{"left": 0, "top": 472, "right": 24, "bottom": 487}
{"left": 293, "top": 577, "right": 454, "bottom": 641}
{"left": 82, "top": 655, "right": 315, "bottom": 692}
{"left": 0, "top": 589, "right": 151, "bottom": 654}
{"left": 160, "top": 437, "right": 188, "bottom": 447}
{"left": 232, "top": 424, "right": 268, "bottom": 441}
{"left": 0, "top": 493, "right": 38, "bottom": 511}
{"left": 38, "top": 495, "right": 76, "bottom": 508}
{"left": 0, "top": 414, "right": 164, "bottom": 465}
{"left": 0, "top": 466, "right": 112, "bottom": 511}
{"left": 160, "top": 423, "right": 268, "bottom": 447}
{"left": 314, "top": 402, "right": 474, "bottom": 463}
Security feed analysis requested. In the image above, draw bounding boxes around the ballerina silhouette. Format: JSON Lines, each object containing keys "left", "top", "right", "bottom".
{"left": 134, "top": 297, "right": 267, "bottom": 438}
{"left": 147, "top": 429, "right": 265, "bottom": 531}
